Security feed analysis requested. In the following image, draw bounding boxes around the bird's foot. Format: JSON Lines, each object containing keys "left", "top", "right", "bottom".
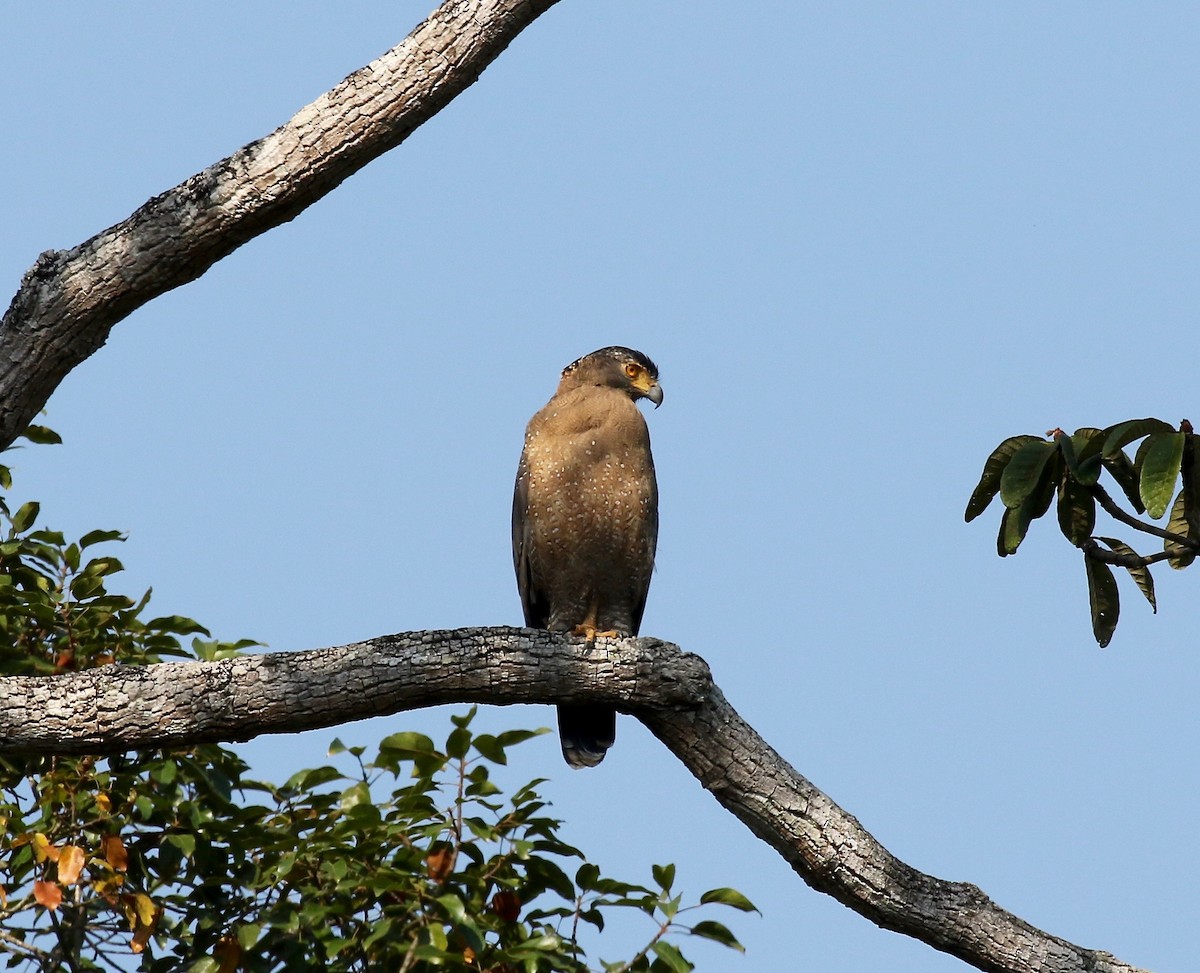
{"left": 571, "top": 624, "right": 619, "bottom": 645}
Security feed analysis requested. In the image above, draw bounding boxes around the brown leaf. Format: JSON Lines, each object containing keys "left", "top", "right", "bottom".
{"left": 426, "top": 842, "right": 457, "bottom": 883}
{"left": 34, "top": 880, "right": 62, "bottom": 911}
{"left": 490, "top": 890, "right": 521, "bottom": 923}
{"left": 102, "top": 834, "right": 129, "bottom": 872}
{"left": 214, "top": 935, "right": 243, "bottom": 973}
{"left": 57, "top": 845, "right": 86, "bottom": 884}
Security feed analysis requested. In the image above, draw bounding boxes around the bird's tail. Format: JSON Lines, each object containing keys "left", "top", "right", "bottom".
{"left": 557, "top": 704, "right": 616, "bottom": 769}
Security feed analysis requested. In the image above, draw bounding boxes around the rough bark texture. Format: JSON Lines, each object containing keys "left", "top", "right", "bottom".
{"left": 0, "top": 628, "right": 1149, "bottom": 973}
{"left": 0, "top": 0, "right": 560, "bottom": 450}
{"left": 0, "top": 629, "right": 703, "bottom": 754}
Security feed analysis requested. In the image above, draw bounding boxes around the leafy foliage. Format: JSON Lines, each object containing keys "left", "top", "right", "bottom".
{"left": 966, "top": 418, "right": 1200, "bottom": 646}
{"left": 0, "top": 432, "right": 754, "bottom": 971}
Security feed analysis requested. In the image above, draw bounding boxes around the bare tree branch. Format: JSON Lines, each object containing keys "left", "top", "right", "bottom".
{"left": 0, "top": 628, "right": 1149, "bottom": 973}
{"left": 0, "top": 0, "right": 560, "bottom": 450}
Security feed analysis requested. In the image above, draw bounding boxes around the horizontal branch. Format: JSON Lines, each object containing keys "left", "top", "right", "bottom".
{"left": 0, "top": 627, "right": 704, "bottom": 754}
{"left": 0, "top": 0, "right": 560, "bottom": 450}
{"left": 0, "top": 626, "right": 1147, "bottom": 973}
{"left": 1082, "top": 539, "right": 1174, "bottom": 568}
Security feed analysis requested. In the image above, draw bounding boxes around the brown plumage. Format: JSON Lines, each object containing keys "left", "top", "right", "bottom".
{"left": 512, "top": 346, "right": 662, "bottom": 768}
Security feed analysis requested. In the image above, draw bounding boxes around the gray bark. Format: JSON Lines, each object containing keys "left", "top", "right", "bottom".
{"left": 0, "top": 0, "right": 560, "bottom": 450}
{"left": 0, "top": 629, "right": 1148, "bottom": 973}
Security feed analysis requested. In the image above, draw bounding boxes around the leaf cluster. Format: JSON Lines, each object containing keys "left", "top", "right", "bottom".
{"left": 0, "top": 430, "right": 755, "bottom": 972}
{"left": 966, "top": 418, "right": 1200, "bottom": 646}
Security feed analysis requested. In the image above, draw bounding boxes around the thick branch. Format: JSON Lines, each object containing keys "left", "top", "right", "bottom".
{"left": 0, "top": 0, "right": 560, "bottom": 450}
{"left": 0, "top": 628, "right": 703, "bottom": 754}
{"left": 0, "top": 627, "right": 1148, "bottom": 973}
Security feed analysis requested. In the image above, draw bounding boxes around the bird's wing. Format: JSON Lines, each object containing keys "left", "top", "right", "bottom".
{"left": 629, "top": 452, "right": 659, "bottom": 636}
{"left": 512, "top": 447, "right": 549, "bottom": 627}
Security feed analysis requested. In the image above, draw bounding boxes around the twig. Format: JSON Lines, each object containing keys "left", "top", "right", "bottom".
{"left": 1090, "top": 484, "right": 1197, "bottom": 548}
{"left": 1080, "top": 540, "right": 1175, "bottom": 568}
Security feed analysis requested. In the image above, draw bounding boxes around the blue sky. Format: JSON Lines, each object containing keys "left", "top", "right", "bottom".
{"left": 2, "top": 3, "right": 1197, "bottom": 969}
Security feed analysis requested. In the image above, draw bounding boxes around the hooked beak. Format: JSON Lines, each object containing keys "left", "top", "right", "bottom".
{"left": 645, "top": 382, "right": 664, "bottom": 408}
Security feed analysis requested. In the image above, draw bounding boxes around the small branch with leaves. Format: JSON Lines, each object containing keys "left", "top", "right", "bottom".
{"left": 966, "top": 417, "right": 1200, "bottom": 645}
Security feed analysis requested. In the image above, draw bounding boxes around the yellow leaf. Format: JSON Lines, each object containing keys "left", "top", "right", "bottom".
{"left": 127, "top": 894, "right": 162, "bottom": 954}
{"left": 93, "top": 872, "right": 126, "bottom": 898}
{"left": 133, "top": 893, "right": 157, "bottom": 927}
{"left": 96, "top": 793, "right": 112, "bottom": 813}
{"left": 31, "top": 833, "right": 58, "bottom": 863}
{"left": 57, "top": 845, "right": 86, "bottom": 884}
{"left": 33, "top": 880, "right": 62, "bottom": 911}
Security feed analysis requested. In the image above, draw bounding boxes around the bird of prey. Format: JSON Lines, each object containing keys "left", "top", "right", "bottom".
{"left": 512, "top": 346, "right": 662, "bottom": 768}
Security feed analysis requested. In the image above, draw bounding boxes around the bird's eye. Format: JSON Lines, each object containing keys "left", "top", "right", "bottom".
{"left": 624, "top": 363, "right": 640, "bottom": 379}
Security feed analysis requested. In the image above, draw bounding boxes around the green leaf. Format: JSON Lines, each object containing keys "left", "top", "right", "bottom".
{"left": 1139, "top": 433, "right": 1185, "bottom": 519}
{"left": 11, "top": 501, "right": 39, "bottom": 533}
{"left": 79, "top": 528, "right": 124, "bottom": 549}
{"left": 496, "top": 727, "right": 550, "bottom": 747}
{"left": 165, "top": 833, "right": 197, "bottom": 857}
{"left": 997, "top": 457, "right": 1058, "bottom": 557}
{"left": 1056, "top": 478, "right": 1095, "bottom": 546}
{"left": 471, "top": 734, "right": 507, "bottom": 765}
{"left": 652, "top": 863, "right": 675, "bottom": 893}
{"left": 1164, "top": 490, "right": 1196, "bottom": 569}
{"left": 1093, "top": 537, "right": 1156, "bottom": 612}
{"left": 650, "top": 941, "right": 694, "bottom": 973}
{"left": 999, "top": 441, "right": 1056, "bottom": 509}
{"left": 699, "top": 887, "right": 758, "bottom": 912}
{"left": 964, "top": 435, "right": 1043, "bottom": 522}
{"left": 376, "top": 731, "right": 442, "bottom": 775}
{"left": 576, "top": 863, "right": 601, "bottom": 891}
{"left": 446, "top": 726, "right": 471, "bottom": 760}
{"left": 1062, "top": 428, "right": 1105, "bottom": 484}
{"left": 1084, "top": 555, "right": 1119, "bottom": 647}
{"left": 997, "top": 508, "right": 1019, "bottom": 557}
{"left": 81, "top": 555, "right": 124, "bottom": 578}
{"left": 1101, "top": 451, "right": 1145, "bottom": 514}
{"left": 687, "top": 920, "right": 744, "bottom": 952}
{"left": 1101, "top": 418, "right": 1176, "bottom": 458}
{"left": 339, "top": 781, "right": 372, "bottom": 811}
{"left": 20, "top": 424, "right": 62, "bottom": 445}
{"left": 287, "top": 765, "right": 343, "bottom": 790}
{"left": 146, "top": 615, "right": 211, "bottom": 637}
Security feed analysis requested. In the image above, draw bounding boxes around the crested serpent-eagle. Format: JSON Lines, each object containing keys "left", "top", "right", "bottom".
{"left": 512, "top": 346, "right": 662, "bottom": 768}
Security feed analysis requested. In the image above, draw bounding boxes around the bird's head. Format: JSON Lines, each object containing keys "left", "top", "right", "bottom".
{"left": 560, "top": 346, "right": 663, "bottom": 407}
